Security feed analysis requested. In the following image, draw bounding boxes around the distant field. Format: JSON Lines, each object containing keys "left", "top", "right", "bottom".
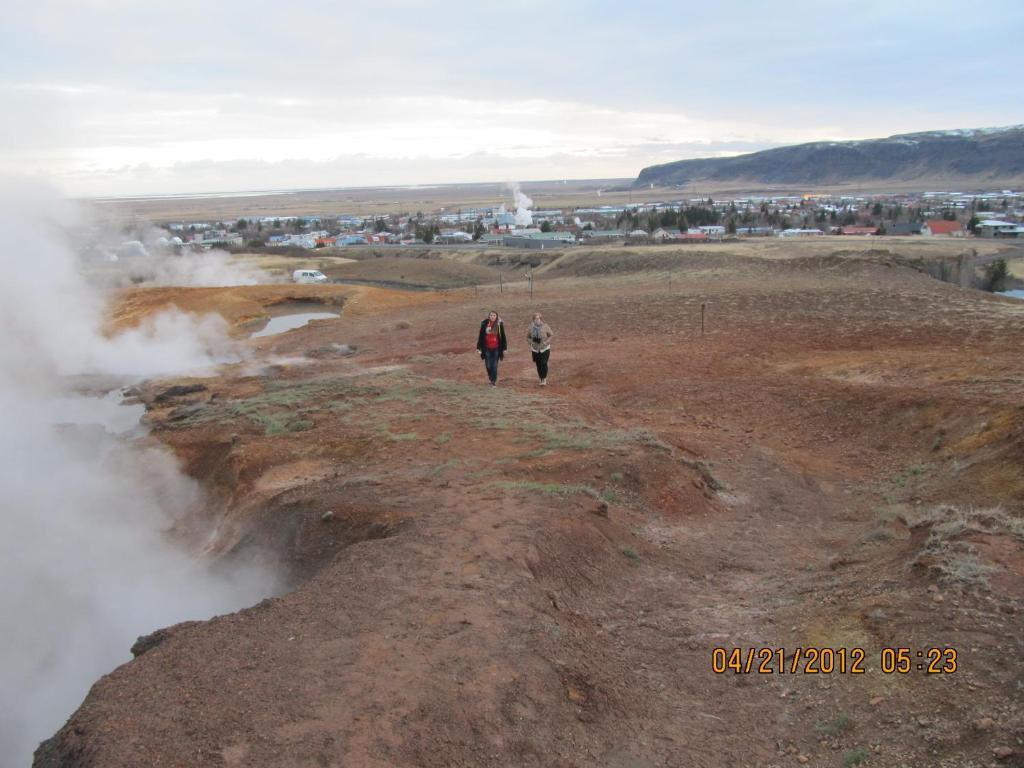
{"left": 83, "top": 176, "right": 1024, "bottom": 223}
{"left": 85, "top": 179, "right": 647, "bottom": 222}
{"left": 321, "top": 256, "right": 500, "bottom": 288}
{"left": 229, "top": 237, "right": 1022, "bottom": 290}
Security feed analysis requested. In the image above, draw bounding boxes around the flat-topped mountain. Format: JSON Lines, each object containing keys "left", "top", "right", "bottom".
{"left": 635, "top": 125, "right": 1024, "bottom": 189}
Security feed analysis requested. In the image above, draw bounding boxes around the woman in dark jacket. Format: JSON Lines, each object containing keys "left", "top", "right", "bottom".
{"left": 476, "top": 310, "right": 507, "bottom": 386}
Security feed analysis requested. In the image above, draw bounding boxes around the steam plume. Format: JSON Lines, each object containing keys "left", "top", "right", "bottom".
{"left": 0, "top": 180, "right": 276, "bottom": 765}
{"left": 99, "top": 238, "right": 270, "bottom": 288}
{"left": 508, "top": 182, "right": 533, "bottom": 227}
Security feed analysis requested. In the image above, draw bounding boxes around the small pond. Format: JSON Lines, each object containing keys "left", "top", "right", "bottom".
{"left": 251, "top": 309, "right": 340, "bottom": 338}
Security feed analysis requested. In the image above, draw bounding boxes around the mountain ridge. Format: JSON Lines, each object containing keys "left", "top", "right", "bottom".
{"left": 634, "top": 125, "right": 1024, "bottom": 189}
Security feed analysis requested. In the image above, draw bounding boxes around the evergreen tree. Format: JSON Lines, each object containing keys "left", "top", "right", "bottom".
{"left": 984, "top": 259, "right": 1008, "bottom": 292}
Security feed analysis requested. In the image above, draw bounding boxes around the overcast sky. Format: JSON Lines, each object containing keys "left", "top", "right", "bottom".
{"left": 3, "top": 0, "right": 1022, "bottom": 196}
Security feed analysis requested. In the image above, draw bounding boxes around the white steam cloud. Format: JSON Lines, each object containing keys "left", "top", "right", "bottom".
{"left": 508, "top": 182, "right": 533, "bottom": 227}
{"left": 103, "top": 242, "right": 271, "bottom": 288}
{"left": 0, "top": 180, "right": 277, "bottom": 765}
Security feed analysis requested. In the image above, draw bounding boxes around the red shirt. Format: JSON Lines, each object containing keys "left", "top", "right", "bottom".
{"left": 484, "top": 321, "right": 500, "bottom": 350}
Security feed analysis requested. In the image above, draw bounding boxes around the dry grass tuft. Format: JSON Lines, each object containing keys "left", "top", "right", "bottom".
{"left": 901, "top": 504, "right": 1022, "bottom": 587}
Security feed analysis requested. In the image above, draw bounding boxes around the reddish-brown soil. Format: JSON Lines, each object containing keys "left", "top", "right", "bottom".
{"left": 38, "top": 250, "right": 1024, "bottom": 768}
{"left": 109, "top": 283, "right": 447, "bottom": 336}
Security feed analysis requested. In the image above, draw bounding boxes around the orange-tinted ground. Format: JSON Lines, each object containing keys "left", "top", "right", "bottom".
{"left": 40, "top": 247, "right": 1024, "bottom": 768}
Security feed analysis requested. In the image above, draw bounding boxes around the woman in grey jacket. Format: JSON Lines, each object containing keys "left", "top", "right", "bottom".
{"left": 526, "top": 312, "right": 553, "bottom": 386}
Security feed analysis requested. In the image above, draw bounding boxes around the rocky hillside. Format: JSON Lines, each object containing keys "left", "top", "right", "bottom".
{"left": 635, "top": 125, "right": 1024, "bottom": 188}
{"left": 35, "top": 248, "right": 1024, "bottom": 768}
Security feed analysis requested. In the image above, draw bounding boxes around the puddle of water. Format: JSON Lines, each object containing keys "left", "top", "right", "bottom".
{"left": 251, "top": 311, "right": 340, "bottom": 338}
{"left": 997, "top": 289, "right": 1024, "bottom": 300}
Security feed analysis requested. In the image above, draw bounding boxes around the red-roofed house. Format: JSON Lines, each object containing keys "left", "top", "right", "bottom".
{"left": 921, "top": 220, "right": 965, "bottom": 237}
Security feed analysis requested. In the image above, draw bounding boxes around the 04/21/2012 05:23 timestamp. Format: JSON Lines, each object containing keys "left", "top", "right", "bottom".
{"left": 711, "top": 647, "right": 958, "bottom": 675}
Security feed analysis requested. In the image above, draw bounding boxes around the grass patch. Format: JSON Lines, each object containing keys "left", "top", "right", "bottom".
{"left": 890, "top": 463, "right": 927, "bottom": 488}
{"left": 680, "top": 457, "right": 725, "bottom": 491}
{"left": 474, "top": 417, "right": 512, "bottom": 430}
{"left": 601, "top": 488, "right": 623, "bottom": 504}
{"left": 375, "top": 391, "right": 417, "bottom": 403}
{"left": 265, "top": 416, "right": 313, "bottom": 435}
{"left": 429, "top": 459, "right": 461, "bottom": 476}
{"left": 383, "top": 430, "right": 419, "bottom": 442}
{"left": 169, "top": 375, "right": 378, "bottom": 434}
{"left": 338, "top": 475, "right": 383, "bottom": 487}
{"left": 227, "top": 402, "right": 315, "bottom": 435}
{"left": 400, "top": 377, "right": 673, "bottom": 459}
{"left": 518, "top": 448, "right": 553, "bottom": 459}
{"left": 842, "top": 748, "right": 870, "bottom": 767}
{"left": 901, "top": 504, "right": 1024, "bottom": 539}
{"left": 520, "top": 422, "right": 669, "bottom": 454}
{"left": 492, "top": 480, "right": 598, "bottom": 498}
{"left": 862, "top": 528, "right": 893, "bottom": 543}
{"left": 900, "top": 504, "right": 1022, "bottom": 587}
{"left": 817, "top": 713, "right": 852, "bottom": 737}
{"left": 620, "top": 547, "right": 640, "bottom": 562}
{"left": 167, "top": 371, "right": 677, "bottom": 471}
{"left": 518, "top": 422, "right": 595, "bottom": 450}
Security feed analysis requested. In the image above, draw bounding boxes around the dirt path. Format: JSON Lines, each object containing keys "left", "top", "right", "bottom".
{"left": 39, "top": 255, "right": 1024, "bottom": 767}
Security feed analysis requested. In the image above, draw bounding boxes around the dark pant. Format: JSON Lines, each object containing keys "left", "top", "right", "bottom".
{"left": 532, "top": 349, "right": 550, "bottom": 379}
{"left": 483, "top": 348, "right": 501, "bottom": 383}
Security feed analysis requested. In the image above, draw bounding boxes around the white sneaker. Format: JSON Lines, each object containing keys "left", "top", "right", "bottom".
{"left": 540, "top": 379, "right": 547, "bottom": 386}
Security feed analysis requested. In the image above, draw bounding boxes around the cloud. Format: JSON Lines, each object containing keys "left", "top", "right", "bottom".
{"left": 2, "top": 1, "right": 1023, "bottom": 194}
{"left": 4, "top": 87, "right": 962, "bottom": 195}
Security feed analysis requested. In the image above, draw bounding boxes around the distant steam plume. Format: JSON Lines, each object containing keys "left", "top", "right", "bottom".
{"left": 508, "top": 182, "right": 533, "bottom": 227}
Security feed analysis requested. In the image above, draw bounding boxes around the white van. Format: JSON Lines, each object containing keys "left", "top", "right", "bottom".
{"left": 292, "top": 269, "right": 328, "bottom": 284}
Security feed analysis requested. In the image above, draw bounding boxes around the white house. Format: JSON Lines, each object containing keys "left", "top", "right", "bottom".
{"left": 698, "top": 225, "right": 726, "bottom": 239}
{"left": 977, "top": 220, "right": 1024, "bottom": 238}
{"left": 778, "top": 228, "right": 824, "bottom": 237}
